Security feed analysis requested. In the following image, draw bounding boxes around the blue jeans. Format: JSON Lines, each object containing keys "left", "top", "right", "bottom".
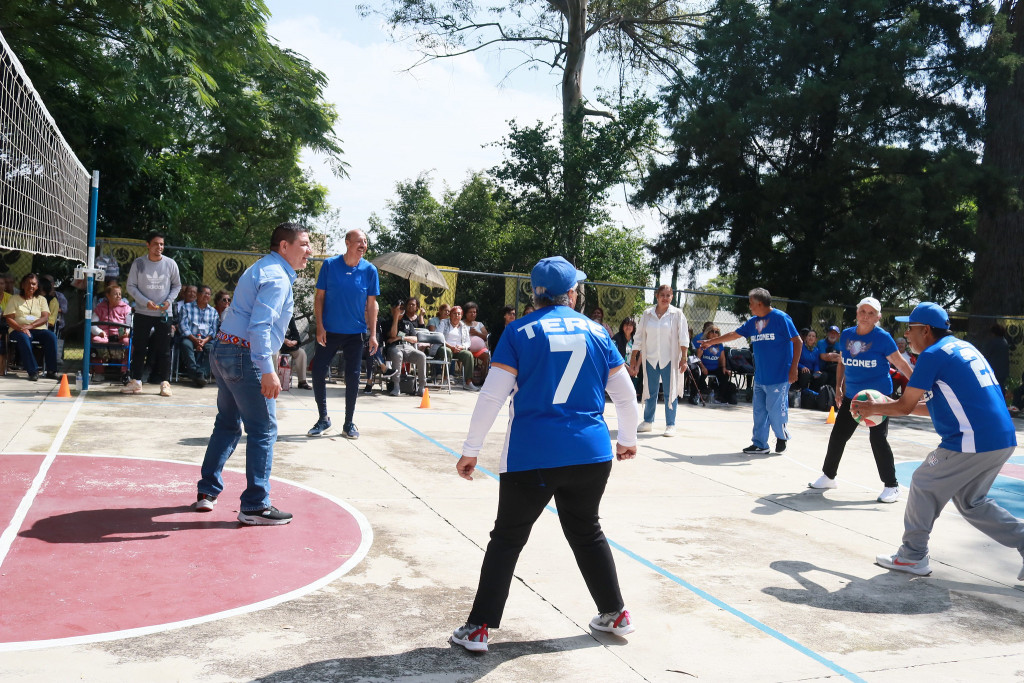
{"left": 752, "top": 380, "right": 791, "bottom": 449}
{"left": 9, "top": 328, "right": 58, "bottom": 375}
{"left": 198, "top": 341, "right": 277, "bottom": 511}
{"left": 180, "top": 338, "right": 210, "bottom": 378}
{"left": 312, "top": 332, "right": 364, "bottom": 425}
{"left": 644, "top": 362, "right": 677, "bottom": 426}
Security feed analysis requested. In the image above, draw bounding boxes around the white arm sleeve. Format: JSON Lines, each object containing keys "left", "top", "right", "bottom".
{"left": 607, "top": 367, "right": 639, "bottom": 447}
{"left": 461, "top": 367, "right": 517, "bottom": 458}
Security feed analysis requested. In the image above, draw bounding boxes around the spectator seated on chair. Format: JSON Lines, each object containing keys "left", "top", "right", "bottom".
{"left": 3, "top": 273, "right": 59, "bottom": 381}
{"left": 38, "top": 274, "right": 68, "bottom": 337}
{"left": 427, "top": 303, "right": 450, "bottom": 332}
{"left": 179, "top": 285, "right": 219, "bottom": 387}
{"left": 694, "top": 324, "right": 737, "bottom": 404}
{"left": 435, "top": 305, "right": 478, "bottom": 391}
{"left": 213, "top": 289, "right": 231, "bottom": 324}
{"left": 0, "top": 273, "right": 13, "bottom": 377}
{"left": 889, "top": 336, "right": 914, "bottom": 396}
{"left": 462, "top": 301, "right": 491, "bottom": 386}
{"left": 90, "top": 283, "right": 133, "bottom": 381}
{"left": 280, "top": 316, "right": 311, "bottom": 390}
{"left": 816, "top": 325, "right": 842, "bottom": 388}
{"left": 383, "top": 297, "right": 427, "bottom": 397}
{"left": 796, "top": 327, "right": 826, "bottom": 392}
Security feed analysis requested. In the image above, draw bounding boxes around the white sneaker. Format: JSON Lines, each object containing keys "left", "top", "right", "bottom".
{"left": 159, "top": 381, "right": 172, "bottom": 397}
{"left": 876, "top": 552, "right": 930, "bottom": 576}
{"left": 637, "top": 422, "right": 653, "bottom": 433}
{"left": 590, "top": 609, "right": 635, "bottom": 635}
{"left": 808, "top": 474, "right": 837, "bottom": 490}
{"left": 663, "top": 425, "right": 676, "bottom": 437}
{"left": 120, "top": 379, "right": 142, "bottom": 394}
{"left": 878, "top": 486, "right": 900, "bottom": 503}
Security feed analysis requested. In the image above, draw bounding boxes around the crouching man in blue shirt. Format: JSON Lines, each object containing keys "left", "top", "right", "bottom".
{"left": 854, "top": 302, "right": 1024, "bottom": 580}
{"left": 193, "top": 223, "right": 312, "bottom": 525}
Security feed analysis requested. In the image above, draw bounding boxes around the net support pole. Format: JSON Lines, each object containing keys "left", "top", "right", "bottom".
{"left": 81, "top": 170, "right": 100, "bottom": 391}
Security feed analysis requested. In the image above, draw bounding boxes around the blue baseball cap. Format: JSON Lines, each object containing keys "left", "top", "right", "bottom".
{"left": 827, "top": 325, "right": 840, "bottom": 334}
{"left": 895, "top": 302, "right": 949, "bottom": 330}
{"left": 531, "top": 256, "right": 587, "bottom": 297}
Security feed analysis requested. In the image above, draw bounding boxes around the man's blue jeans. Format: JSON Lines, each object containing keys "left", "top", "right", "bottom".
{"left": 752, "top": 380, "right": 790, "bottom": 449}
{"left": 644, "top": 361, "right": 677, "bottom": 426}
{"left": 180, "top": 338, "right": 210, "bottom": 378}
{"left": 9, "top": 328, "right": 58, "bottom": 375}
{"left": 198, "top": 340, "right": 277, "bottom": 511}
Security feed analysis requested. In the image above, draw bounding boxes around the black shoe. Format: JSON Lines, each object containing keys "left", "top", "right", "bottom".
{"left": 237, "top": 506, "right": 292, "bottom": 526}
{"left": 28, "top": 373, "right": 38, "bottom": 382}
{"left": 307, "top": 417, "right": 331, "bottom": 437}
{"left": 193, "top": 374, "right": 207, "bottom": 388}
{"left": 342, "top": 422, "right": 359, "bottom": 439}
{"left": 363, "top": 383, "right": 373, "bottom": 393}
{"left": 775, "top": 439, "right": 787, "bottom": 453}
{"left": 45, "top": 371, "right": 58, "bottom": 380}
{"left": 742, "top": 444, "right": 770, "bottom": 454}
{"left": 194, "top": 493, "right": 217, "bottom": 512}
{"left": 298, "top": 382, "right": 312, "bottom": 390}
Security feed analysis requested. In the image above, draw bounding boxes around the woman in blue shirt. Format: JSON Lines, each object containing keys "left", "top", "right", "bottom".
{"left": 808, "top": 297, "right": 915, "bottom": 503}
{"left": 795, "top": 328, "right": 825, "bottom": 392}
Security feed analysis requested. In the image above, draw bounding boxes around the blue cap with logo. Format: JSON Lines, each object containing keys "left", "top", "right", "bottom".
{"left": 531, "top": 256, "right": 587, "bottom": 297}
{"left": 895, "top": 302, "right": 949, "bottom": 330}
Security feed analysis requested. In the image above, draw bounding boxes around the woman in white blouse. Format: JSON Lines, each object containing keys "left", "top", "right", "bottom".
{"left": 629, "top": 284, "right": 689, "bottom": 437}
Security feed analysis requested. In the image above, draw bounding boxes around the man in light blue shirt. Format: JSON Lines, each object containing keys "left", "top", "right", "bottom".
{"left": 194, "top": 223, "right": 312, "bottom": 526}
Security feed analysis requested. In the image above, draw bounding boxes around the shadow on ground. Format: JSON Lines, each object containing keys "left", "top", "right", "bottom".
{"left": 19, "top": 506, "right": 238, "bottom": 543}
{"left": 250, "top": 636, "right": 605, "bottom": 682}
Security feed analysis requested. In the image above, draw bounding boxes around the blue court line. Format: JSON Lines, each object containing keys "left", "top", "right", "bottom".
{"left": 384, "top": 412, "right": 866, "bottom": 682}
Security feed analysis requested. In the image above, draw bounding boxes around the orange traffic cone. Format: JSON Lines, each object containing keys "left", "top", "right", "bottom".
{"left": 826, "top": 406, "right": 836, "bottom": 424}
{"left": 57, "top": 373, "right": 71, "bottom": 398}
{"left": 418, "top": 387, "right": 431, "bottom": 409}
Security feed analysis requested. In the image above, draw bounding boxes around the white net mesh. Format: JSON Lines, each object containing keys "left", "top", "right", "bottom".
{"left": 0, "top": 30, "right": 89, "bottom": 263}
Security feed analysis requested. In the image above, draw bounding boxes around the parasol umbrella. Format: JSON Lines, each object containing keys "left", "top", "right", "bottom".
{"left": 371, "top": 252, "right": 448, "bottom": 289}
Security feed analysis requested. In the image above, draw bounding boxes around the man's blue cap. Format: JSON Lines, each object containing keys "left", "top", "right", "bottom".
{"left": 827, "top": 325, "right": 840, "bottom": 333}
{"left": 895, "top": 302, "right": 950, "bottom": 329}
{"left": 531, "top": 256, "right": 587, "bottom": 297}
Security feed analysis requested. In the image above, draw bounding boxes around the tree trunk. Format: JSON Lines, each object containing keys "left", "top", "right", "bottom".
{"left": 560, "top": 0, "right": 588, "bottom": 264}
{"left": 972, "top": 1, "right": 1024, "bottom": 330}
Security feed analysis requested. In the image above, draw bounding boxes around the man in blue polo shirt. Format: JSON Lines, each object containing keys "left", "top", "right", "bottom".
{"left": 700, "top": 288, "right": 800, "bottom": 454}
{"left": 307, "top": 229, "right": 380, "bottom": 439}
{"left": 854, "top": 302, "right": 1024, "bottom": 580}
{"left": 194, "top": 222, "right": 312, "bottom": 525}
{"left": 449, "top": 256, "right": 639, "bottom": 653}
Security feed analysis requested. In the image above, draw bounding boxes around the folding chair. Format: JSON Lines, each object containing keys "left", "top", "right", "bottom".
{"left": 418, "top": 330, "right": 452, "bottom": 394}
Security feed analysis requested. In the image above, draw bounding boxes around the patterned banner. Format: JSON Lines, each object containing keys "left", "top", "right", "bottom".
{"left": 413, "top": 266, "right": 457, "bottom": 318}
{"left": 0, "top": 248, "right": 34, "bottom": 283}
{"left": 594, "top": 283, "right": 639, "bottom": 329}
{"left": 811, "top": 305, "right": 846, "bottom": 334}
{"left": 1000, "top": 318, "right": 1024, "bottom": 392}
{"left": 100, "top": 239, "right": 148, "bottom": 289}
{"left": 682, "top": 292, "right": 721, "bottom": 334}
{"left": 504, "top": 272, "right": 533, "bottom": 314}
{"left": 203, "top": 252, "right": 261, "bottom": 293}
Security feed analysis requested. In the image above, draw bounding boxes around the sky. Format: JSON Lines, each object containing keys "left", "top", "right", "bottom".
{"left": 263, "top": 2, "right": 664, "bottom": 255}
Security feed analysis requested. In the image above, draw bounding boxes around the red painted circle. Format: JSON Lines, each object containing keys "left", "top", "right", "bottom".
{"left": 0, "top": 454, "right": 369, "bottom": 648}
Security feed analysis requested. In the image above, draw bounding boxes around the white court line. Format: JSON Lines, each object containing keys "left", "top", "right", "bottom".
{"left": 0, "top": 392, "right": 86, "bottom": 570}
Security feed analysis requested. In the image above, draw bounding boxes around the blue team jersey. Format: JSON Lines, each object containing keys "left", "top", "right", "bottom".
{"left": 908, "top": 336, "right": 1017, "bottom": 453}
{"left": 839, "top": 326, "right": 897, "bottom": 398}
{"left": 701, "top": 343, "right": 723, "bottom": 371}
{"left": 798, "top": 345, "right": 820, "bottom": 373}
{"left": 492, "top": 306, "right": 624, "bottom": 473}
{"left": 734, "top": 309, "right": 799, "bottom": 385}
{"left": 316, "top": 256, "right": 380, "bottom": 334}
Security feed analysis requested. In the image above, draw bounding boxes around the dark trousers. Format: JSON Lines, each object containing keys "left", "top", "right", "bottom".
{"left": 312, "top": 332, "right": 364, "bottom": 425}
{"left": 822, "top": 395, "right": 898, "bottom": 486}
{"left": 130, "top": 315, "right": 172, "bottom": 382}
{"left": 468, "top": 460, "right": 624, "bottom": 628}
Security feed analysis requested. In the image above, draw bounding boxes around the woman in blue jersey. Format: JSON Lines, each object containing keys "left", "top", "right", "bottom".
{"left": 449, "top": 256, "right": 640, "bottom": 653}
{"left": 809, "top": 297, "right": 914, "bottom": 503}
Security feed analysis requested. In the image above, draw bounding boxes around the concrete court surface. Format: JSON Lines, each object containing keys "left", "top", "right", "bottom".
{"left": 2, "top": 375, "right": 1024, "bottom": 682}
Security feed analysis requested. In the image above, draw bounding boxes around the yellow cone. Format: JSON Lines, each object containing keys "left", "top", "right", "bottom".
{"left": 826, "top": 406, "right": 836, "bottom": 424}
{"left": 57, "top": 374, "right": 71, "bottom": 398}
{"left": 418, "top": 387, "right": 431, "bottom": 409}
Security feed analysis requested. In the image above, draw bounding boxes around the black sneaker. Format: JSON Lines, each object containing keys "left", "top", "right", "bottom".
{"left": 742, "top": 444, "right": 770, "bottom": 454}
{"left": 342, "top": 422, "right": 359, "bottom": 439}
{"left": 194, "top": 493, "right": 217, "bottom": 512}
{"left": 307, "top": 417, "right": 331, "bottom": 437}
{"left": 363, "top": 383, "right": 373, "bottom": 393}
{"left": 775, "top": 439, "right": 787, "bottom": 453}
{"left": 237, "top": 506, "right": 292, "bottom": 526}
{"left": 193, "top": 374, "right": 207, "bottom": 388}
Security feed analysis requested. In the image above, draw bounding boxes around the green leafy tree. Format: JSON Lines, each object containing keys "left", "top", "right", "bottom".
{"left": 361, "top": 0, "right": 702, "bottom": 262}
{"left": 638, "top": 0, "right": 988, "bottom": 308}
{"left": 1, "top": 0, "right": 345, "bottom": 250}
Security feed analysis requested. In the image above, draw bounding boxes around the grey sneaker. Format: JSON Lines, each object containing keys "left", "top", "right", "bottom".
{"left": 876, "top": 552, "right": 930, "bottom": 576}
{"left": 194, "top": 493, "right": 217, "bottom": 512}
{"left": 307, "top": 417, "right": 331, "bottom": 437}
{"left": 590, "top": 609, "right": 635, "bottom": 635}
{"left": 237, "top": 506, "right": 293, "bottom": 526}
{"left": 450, "top": 622, "right": 488, "bottom": 652}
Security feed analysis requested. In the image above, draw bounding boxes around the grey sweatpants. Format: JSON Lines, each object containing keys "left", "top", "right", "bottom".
{"left": 900, "top": 446, "right": 1024, "bottom": 561}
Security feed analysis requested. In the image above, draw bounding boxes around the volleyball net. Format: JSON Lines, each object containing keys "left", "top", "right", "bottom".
{"left": 0, "top": 29, "right": 89, "bottom": 263}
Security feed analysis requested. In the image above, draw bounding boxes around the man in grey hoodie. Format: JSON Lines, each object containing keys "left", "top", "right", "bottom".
{"left": 123, "top": 231, "right": 181, "bottom": 396}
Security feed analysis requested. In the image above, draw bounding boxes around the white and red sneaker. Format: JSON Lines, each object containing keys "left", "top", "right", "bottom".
{"left": 451, "top": 622, "right": 488, "bottom": 652}
{"left": 590, "top": 608, "right": 635, "bottom": 635}
{"left": 876, "top": 552, "right": 931, "bottom": 576}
